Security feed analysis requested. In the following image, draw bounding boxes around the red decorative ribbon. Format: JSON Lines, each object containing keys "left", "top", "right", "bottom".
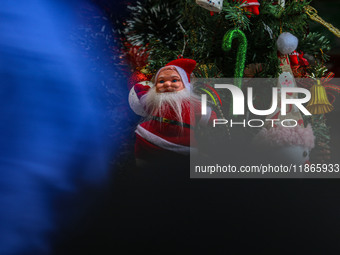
{"left": 297, "top": 72, "right": 340, "bottom": 104}
{"left": 321, "top": 72, "right": 335, "bottom": 83}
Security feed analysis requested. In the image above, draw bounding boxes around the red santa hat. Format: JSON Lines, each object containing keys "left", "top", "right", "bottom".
{"left": 239, "top": 0, "right": 260, "bottom": 7}
{"left": 166, "top": 58, "right": 197, "bottom": 82}
{"left": 154, "top": 58, "right": 197, "bottom": 91}
{"left": 238, "top": 0, "right": 260, "bottom": 16}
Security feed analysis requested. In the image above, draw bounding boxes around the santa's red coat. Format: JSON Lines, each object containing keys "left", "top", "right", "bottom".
{"left": 134, "top": 84, "right": 216, "bottom": 160}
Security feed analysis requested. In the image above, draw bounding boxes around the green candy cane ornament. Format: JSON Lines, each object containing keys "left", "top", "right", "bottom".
{"left": 222, "top": 29, "right": 247, "bottom": 89}
{"left": 222, "top": 29, "right": 247, "bottom": 116}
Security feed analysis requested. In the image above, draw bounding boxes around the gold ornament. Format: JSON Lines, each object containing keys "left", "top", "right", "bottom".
{"left": 196, "top": 63, "right": 220, "bottom": 78}
{"left": 140, "top": 66, "right": 149, "bottom": 74}
{"left": 198, "top": 64, "right": 212, "bottom": 77}
{"left": 304, "top": 5, "right": 340, "bottom": 38}
{"left": 138, "top": 65, "right": 154, "bottom": 80}
{"left": 307, "top": 79, "right": 334, "bottom": 114}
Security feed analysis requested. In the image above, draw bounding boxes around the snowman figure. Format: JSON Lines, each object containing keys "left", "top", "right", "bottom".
{"left": 279, "top": 71, "right": 294, "bottom": 88}
{"left": 254, "top": 125, "right": 315, "bottom": 165}
{"left": 278, "top": 71, "right": 300, "bottom": 113}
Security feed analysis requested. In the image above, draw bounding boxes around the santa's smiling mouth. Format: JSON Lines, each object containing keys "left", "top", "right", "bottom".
{"left": 158, "top": 88, "right": 178, "bottom": 93}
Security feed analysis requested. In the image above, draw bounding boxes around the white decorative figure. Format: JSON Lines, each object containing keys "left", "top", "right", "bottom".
{"left": 196, "top": 0, "right": 223, "bottom": 12}
{"left": 278, "top": 72, "right": 300, "bottom": 113}
{"left": 279, "top": 0, "right": 285, "bottom": 8}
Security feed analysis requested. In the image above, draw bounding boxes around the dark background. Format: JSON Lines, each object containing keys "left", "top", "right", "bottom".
{"left": 312, "top": 0, "right": 340, "bottom": 162}
{"left": 93, "top": 1, "right": 340, "bottom": 254}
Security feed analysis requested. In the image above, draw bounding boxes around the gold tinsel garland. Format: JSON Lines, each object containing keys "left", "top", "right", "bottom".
{"left": 304, "top": 5, "right": 340, "bottom": 38}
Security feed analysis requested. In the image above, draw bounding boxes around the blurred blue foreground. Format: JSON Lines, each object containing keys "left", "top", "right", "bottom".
{"left": 0, "top": 1, "right": 128, "bottom": 254}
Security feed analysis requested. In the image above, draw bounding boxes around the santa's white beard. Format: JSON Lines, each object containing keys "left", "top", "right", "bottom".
{"left": 141, "top": 87, "right": 192, "bottom": 124}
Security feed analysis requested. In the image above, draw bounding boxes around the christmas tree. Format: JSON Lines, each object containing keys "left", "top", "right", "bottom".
{"left": 120, "top": 0, "right": 340, "bottom": 163}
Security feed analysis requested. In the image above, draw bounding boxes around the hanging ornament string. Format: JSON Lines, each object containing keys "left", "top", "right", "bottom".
{"left": 222, "top": 29, "right": 248, "bottom": 89}
{"left": 304, "top": 5, "right": 340, "bottom": 38}
{"left": 178, "top": 22, "right": 188, "bottom": 57}
{"left": 320, "top": 48, "right": 324, "bottom": 65}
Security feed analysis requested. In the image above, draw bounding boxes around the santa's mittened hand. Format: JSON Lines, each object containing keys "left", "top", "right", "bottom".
{"left": 134, "top": 83, "right": 151, "bottom": 99}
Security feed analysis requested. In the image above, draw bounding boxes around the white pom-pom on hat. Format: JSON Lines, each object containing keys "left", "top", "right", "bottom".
{"left": 276, "top": 32, "right": 298, "bottom": 55}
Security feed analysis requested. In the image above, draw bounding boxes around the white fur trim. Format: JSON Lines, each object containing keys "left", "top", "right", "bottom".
{"left": 136, "top": 125, "right": 197, "bottom": 155}
{"left": 240, "top": 2, "right": 260, "bottom": 7}
{"left": 276, "top": 32, "right": 298, "bottom": 55}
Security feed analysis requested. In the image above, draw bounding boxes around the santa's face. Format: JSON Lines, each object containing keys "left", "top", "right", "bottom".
{"left": 155, "top": 68, "right": 184, "bottom": 93}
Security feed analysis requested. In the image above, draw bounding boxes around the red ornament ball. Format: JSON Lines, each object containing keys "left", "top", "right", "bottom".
{"left": 128, "top": 71, "right": 148, "bottom": 90}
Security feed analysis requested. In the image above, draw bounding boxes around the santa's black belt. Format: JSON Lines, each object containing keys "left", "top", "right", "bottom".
{"left": 152, "top": 116, "right": 193, "bottom": 129}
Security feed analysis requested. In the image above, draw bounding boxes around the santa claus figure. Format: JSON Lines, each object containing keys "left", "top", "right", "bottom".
{"left": 130, "top": 58, "right": 215, "bottom": 166}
